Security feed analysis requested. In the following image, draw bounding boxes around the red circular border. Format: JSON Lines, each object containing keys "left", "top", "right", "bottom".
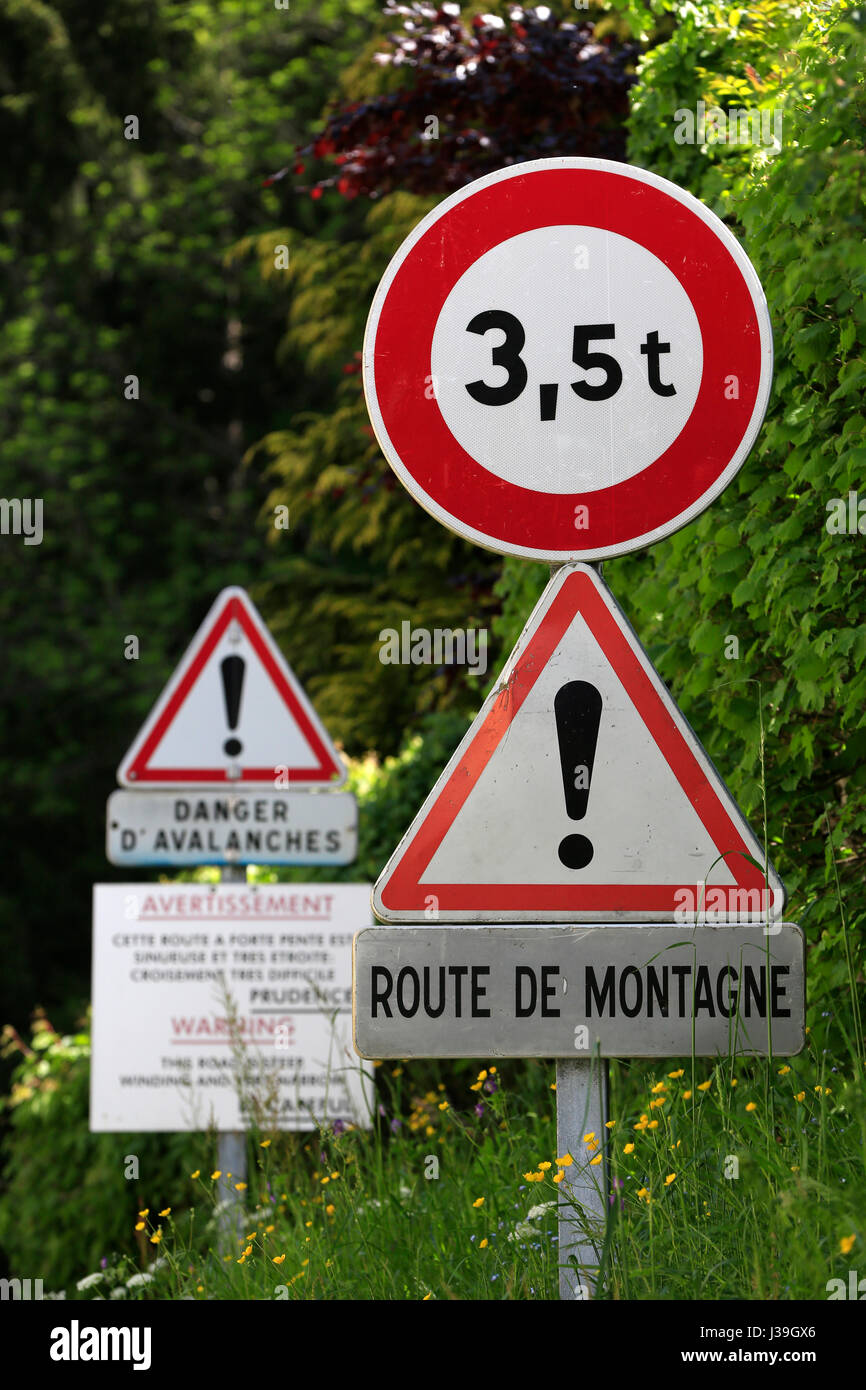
{"left": 371, "top": 167, "right": 762, "bottom": 551}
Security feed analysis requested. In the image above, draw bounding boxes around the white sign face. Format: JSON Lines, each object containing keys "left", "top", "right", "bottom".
{"left": 363, "top": 157, "right": 773, "bottom": 562}
{"left": 106, "top": 790, "right": 358, "bottom": 867}
{"left": 373, "top": 565, "right": 784, "bottom": 923}
{"left": 118, "top": 587, "right": 346, "bottom": 789}
{"left": 354, "top": 925, "right": 805, "bottom": 1059}
{"left": 430, "top": 225, "right": 703, "bottom": 493}
{"left": 90, "top": 883, "right": 373, "bottom": 1132}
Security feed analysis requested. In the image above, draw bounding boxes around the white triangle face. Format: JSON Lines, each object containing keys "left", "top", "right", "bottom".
{"left": 423, "top": 611, "right": 737, "bottom": 887}
{"left": 373, "top": 564, "right": 783, "bottom": 923}
{"left": 118, "top": 588, "right": 345, "bottom": 788}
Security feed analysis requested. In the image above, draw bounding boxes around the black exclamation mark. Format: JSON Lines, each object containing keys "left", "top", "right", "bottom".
{"left": 221, "top": 655, "right": 245, "bottom": 757}
{"left": 554, "top": 681, "right": 602, "bottom": 870}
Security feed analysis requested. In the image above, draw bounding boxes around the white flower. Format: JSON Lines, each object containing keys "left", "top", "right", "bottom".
{"left": 507, "top": 1221, "right": 536, "bottom": 1242}
{"left": 75, "top": 1272, "right": 105, "bottom": 1291}
{"left": 110, "top": 1286, "right": 129, "bottom": 1299}
{"left": 527, "top": 1202, "right": 556, "bottom": 1221}
{"left": 125, "top": 1272, "right": 154, "bottom": 1289}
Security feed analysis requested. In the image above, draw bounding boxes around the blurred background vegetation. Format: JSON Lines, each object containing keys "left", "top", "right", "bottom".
{"left": 0, "top": 0, "right": 864, "bottom": 1286}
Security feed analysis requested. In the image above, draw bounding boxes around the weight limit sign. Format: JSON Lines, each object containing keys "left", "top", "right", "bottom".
{"left": 363, "top": 158, "right": 773, "bottom": 563}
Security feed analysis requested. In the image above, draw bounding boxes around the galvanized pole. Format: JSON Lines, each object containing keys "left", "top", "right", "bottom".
{"left": 556, "top": 1056, "right": 609, "bottom": 1298}
{"left": 552, "top": 559, "right": 609, "bottom": 1299}
{"left": 217, "top": 863, "right": 248, "bottom": 1252}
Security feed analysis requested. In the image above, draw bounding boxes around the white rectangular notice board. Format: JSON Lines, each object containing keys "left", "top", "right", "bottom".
{"left": 90, "top": 882, "right": 373, "bottom": 1131}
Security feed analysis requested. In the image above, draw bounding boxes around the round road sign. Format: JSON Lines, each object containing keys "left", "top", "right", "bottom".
{"left": 363, "top": 158, "right": 772, "bottom": 562}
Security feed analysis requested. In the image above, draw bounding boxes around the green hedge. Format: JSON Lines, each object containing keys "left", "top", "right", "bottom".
{"left": 493, "top": 2, "right": 866, "bottom": 1055}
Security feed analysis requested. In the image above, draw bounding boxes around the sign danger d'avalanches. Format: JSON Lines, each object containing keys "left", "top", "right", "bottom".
{"left": 118, "top": 587, "right": 345, "bottom": 789}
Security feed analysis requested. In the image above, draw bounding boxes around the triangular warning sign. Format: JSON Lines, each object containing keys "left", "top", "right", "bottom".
{"left": 118, "top": 587, "right": 345, "bottom": 788}
{"left": 373, "top": 565, "right": 784, "bottom": 923}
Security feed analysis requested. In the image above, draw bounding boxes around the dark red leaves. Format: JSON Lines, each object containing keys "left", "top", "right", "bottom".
{"left": 290, "top": 2, "right": 640, "bottom": 201}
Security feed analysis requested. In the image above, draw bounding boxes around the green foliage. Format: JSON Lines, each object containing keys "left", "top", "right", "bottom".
{"left": 613, "top": 1, "right": 866, "bottom": 1047}
{"left": 0, "top": 0, "right": 382, "bottom": 1029}
{"left": 10, "top": 1028, "right": 863, "bottom": 1299}
{"left": 0, "top": 1012, "right": 201, "bottom": 1290}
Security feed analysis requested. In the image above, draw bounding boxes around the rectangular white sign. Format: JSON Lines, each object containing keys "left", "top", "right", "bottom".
{"left": 91, "top": 883, "right": 373, "bottom": 1131}
{"left": 106, "top": 790, "right": 357, "bottom": 866}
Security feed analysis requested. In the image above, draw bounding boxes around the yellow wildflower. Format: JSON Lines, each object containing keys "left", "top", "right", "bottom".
{"left": 636, "top": 1187, "right": 649, "bottom": 1202}
{"left": 470, "top": 1082, "right": 483, "bottom": 1092}
{"left": 260, "top": 1139, "right": 271, "bottom": 1148}
{"left": 668, "top": 1069, "right": 684, "bottom": 1079}
{"left": 159, "top": 1207, "right": 171, "bottom": 1217}
{"left": 477, "top": 1070, "right": 488, "bottom": 1081}
{"left": 326, "top": 1204, "right": 335, "bottom": 1216}
{"left": 480, "top": 1238, "right": 489, "bottom": 1248}
{"left": 138, "top": 1209, "right": 149, "bottom": 1217}
{"left": 683, "top": 1090, "right": 692, "bottom": 1100}
{"left": 472, "top": 1197, "right": 485, "bottom": 1208}
{"left": 647, "top": 1120, "right": 658, "bottom": 1129}
{"left": 538, "top": 1161, "right": 552, "bottom": 1171}
{"left": 556, "top": 1154, "right": 573, "bottom": 1167}
{"left": 650, "top": 1082, "right": 667, "bottom": 1094}
{"left": 795, "top": 1091, "right": 806, "bottom": 1102}
{"left": 583, "top": 1132, "right": 596, "bottom": 1142}
{"left": 697, "top": 1081, "right": 711, "bottom": 1092}
{"left": 665, "top": 1173, "right": 676, "bottom": 1186}
{"left": 650, "top": 1097, "right": 666, "bottom": 1109}
{"left": 778, "top": 1066, "right": 791, "bottom": 1075}
{"left": 553, "top": 1172, "right": 564, "bottom": 1184}
{"left": 840, "top": 1235, "right": 856, "bottom": 1256}
{"left": 589, "top": 1154, "right": 602, "bottom": 1166}
{"left": 605, "top": 1120, "right": 616, "bottom": 1129}
{"left": 134, "top": 1221, "right": 145, "bottom": 1232}
{"left": 243, "top": 1245, "right": 252, "bottom": 1257}
{"left": 745, "top": 1101, "right": 757, "bottom": 1112}
{"left": 234, "top": 1182, "right": 247, "bottom": 1192}
{"left": 331, "top": 1171, "right": 340, "bottom": 1180}
{"left": 211, "top": 1171, "right": 221, "bottom": 1180}
{"left": 149, "top": 1229, "right": 162, "bottom": 1245}
{"left": 190, "top": 1170, "right": 200, "bottom": 1180}
{"left": 265, "top": 1224, "right": 275, "bottom": 1233}
{"left": 438, "top": 1101, "right": 448, "bottom": 1111}
{"left": 623, "top": 1143, "right": 635, "bottom": 1155}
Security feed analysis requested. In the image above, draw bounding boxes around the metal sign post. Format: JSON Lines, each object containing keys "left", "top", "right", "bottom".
{"left": 556, "top": 1057, "right": 608, "bottom": 1299}
{"left": 217, "top": 862, "right": 248, "bottom": 1253}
